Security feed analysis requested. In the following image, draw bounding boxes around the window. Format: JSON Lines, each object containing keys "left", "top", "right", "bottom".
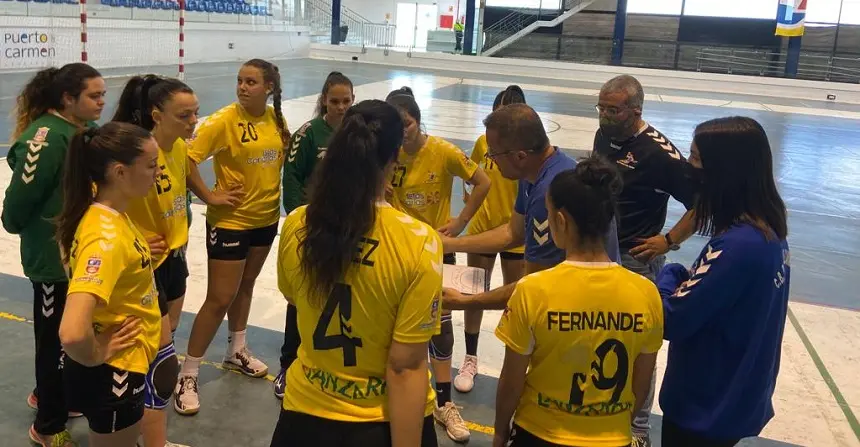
{"left": 485, "top": 0, "right": 562, "bottom": 8}
{"left": 627, "top": 0, "right": 683, "bottom": 15}
{"left": 683, "top": 0, "right": 779, "bottom": 19}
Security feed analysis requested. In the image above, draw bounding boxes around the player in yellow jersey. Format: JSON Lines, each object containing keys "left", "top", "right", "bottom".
{"left": 455, "top": 85, "right": 528, "bottom": 395}
{"left": 55, "top": 122, "right": 162, "bottom": 447}
{"left": 384, "top": 87, "right": 490, "bottom": 443}
{"left": 492, "top": 157, "right": 662, "bottom": 447}
{"left": 113, "top": 74, "right": 199, "bottom": 447}
{"left": 272, "top": 99, "right": 439, "bottom": 447}
{"left": 176, "top": 59, "right": 290, "bottom": 415}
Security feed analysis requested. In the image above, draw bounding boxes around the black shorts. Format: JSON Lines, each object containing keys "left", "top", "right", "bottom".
{"left": 206, "top": 222, "right": 278, "bottom": 261}
{"left": 154, "top": 249, "right": 189, "bottom": 316}
{"left": 63, "top": 357, "right": 145, "bottom": 434}
{"left": 510, "top": 424, "right": 631, "bottom": 447}
{"left": 270, "top": 409, "right": 437, "bottom": 447}
{"left": 478, "top": 251, "right": 524, "bottom": 261}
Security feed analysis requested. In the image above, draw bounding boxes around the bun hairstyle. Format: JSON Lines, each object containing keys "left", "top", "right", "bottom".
{"left": 13, "top": 63, "right": 102, "bottom": 139}
{"left": 385, "top": 86, "right": 421, "bottom": 126}
{"left": 56, "top": 122, "right": 153, "bottom": 263}
{"left": 299, "top": 100, "right": 405, "bottom": 307}
{"left": 548, "top": 155, "right": 622, "bottom": 243}
{"left": 315, "top": 71, "right": 354, "bottom": 118}
{"left": 493, "top": 85, "right": 526, "bottom": 110}
{"left": 112, "top": 74, "right": 194, "bottom": 131}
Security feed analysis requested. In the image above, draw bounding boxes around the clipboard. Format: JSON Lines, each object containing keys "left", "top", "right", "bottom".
{"left": 443, "top": 265, "right": 488, "bottom": 295}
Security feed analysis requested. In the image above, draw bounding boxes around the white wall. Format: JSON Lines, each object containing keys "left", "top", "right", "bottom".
{"left": 0, "top": 12, "right": 310, "bottom": 72}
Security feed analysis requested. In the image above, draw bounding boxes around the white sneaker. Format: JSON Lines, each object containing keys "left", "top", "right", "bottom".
{"left": 173, "top": 375, "right": 200, "bottom": 416}
{"left": 223, "top": 346, "right": 269, "bottom": 378}
{"left": 453, "top": 355, "right": 478, "bottom": 393}
{"left": 433, "top": 401, "right": 471, "bottom": 443}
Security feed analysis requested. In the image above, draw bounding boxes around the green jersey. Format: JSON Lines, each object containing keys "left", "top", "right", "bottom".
{"left": 282, "top": 116, "right": 333, "bottom": 214}
{"left": 2, "top": 114, "right": 82, "bottom": 282}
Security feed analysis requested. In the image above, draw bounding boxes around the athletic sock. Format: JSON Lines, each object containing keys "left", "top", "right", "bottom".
{"left": 464, "top": 332, "right": 480, "bottom": 357}
{"left": 228, "top": 330, "right": 247, "bottom": 356}
{"left": 436, "top": 382, "right": 452, "bottom": 407}
{"left": 180, "top": 354, "right": 202, "bottom": 376}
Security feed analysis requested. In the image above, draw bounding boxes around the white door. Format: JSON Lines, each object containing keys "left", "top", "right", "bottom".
{"left": 395, "top": 2, "right": 417, "bottom": 48}
{"left": 414, "top": 4, "right": 438, "bottom": 49}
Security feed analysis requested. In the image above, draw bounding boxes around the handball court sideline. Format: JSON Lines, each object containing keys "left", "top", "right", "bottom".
{"left": 0, "top": 58, "right": 858, "bottom": 446}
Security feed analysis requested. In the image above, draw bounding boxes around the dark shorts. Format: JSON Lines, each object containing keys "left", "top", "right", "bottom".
{"left": 63, "top": 358, "right": 145, "bottom": 434}
{"left": 510, "top": 424, "right": 631, "bottom": 447}
{"left": 477, "top": 251, "right": 524, "bottom": 261}
{"left": 205, "top": 222, "right": 278, "bottom": 261}
{"left": 270, "top": 409, "right": 437, "bottom": 447}
{"left": 154, "top": 249, "right": 189, "bottom": 316}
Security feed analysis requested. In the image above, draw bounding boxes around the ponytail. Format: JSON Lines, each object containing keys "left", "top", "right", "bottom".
{"left": 493, "top": 85, "right": 526, "bottom": 110}
{"left": 12, "top": 63, "right": 101, "bottom": 140}
{"left": 113, "top": 74, "right": 193, "bottom": 131}
{"left": 299, "top": 100, "right": 404, "bottom": 308}
{"left": 56, "top": 122, "right": 153, "bottom": 263}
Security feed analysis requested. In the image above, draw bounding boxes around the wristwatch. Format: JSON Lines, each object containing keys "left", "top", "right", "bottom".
{"left": 665, "top": 233, "right": 681, "bottom": 251}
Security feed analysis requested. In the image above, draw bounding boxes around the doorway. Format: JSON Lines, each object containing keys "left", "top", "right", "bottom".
{"left": 395, "top": 2, "right": 438, "bottom": 49}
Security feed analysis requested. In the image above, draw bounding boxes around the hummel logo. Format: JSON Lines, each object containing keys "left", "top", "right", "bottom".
{"left": 431, "top": 260, "right": 442, "bottom": 274}
{"left": 208, "top": 228, "right": 217, "bottom": 246}
{"left": 425, "top": 237, "right": 438, "bottom": 254}
{"left": 705, "top": 245, "right": 723, "bottom": 261}
{"left": 22, "top": 173, "right": 34, "bottom": 184}
{"left": 411, "top": 225, "right": 428, "bottom": 237}
{"left": 113, "top": 371, "right": 128, "bottom": 384}
{"left": 99, "top": 241, "right": 114, "bottom": 252}
{"left": 674, "top": 243, "right": 724, "bottom": 298}
{"left": 42, "top": 284, "right": 55, "bottom": 295}
{"left": 26, "top": 152, "right": 39, "bottom": 163}
{"left": 42, "top": 306, "right": 54, "bottom": 318}
{"left": 533, "top": 218, "right": 550, "bottom": 245}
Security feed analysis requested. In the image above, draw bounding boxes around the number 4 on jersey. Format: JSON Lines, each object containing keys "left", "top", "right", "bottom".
{"left": 313, "top": 283, "right": 363, "bottom": 367}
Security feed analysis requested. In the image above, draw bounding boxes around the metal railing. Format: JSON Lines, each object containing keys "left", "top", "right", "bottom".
{"left": 302, "top": 0, "right": 394, "bottom": 48}
{"left": 696, "top": 48, "right": 860, "bottom": 83}
{"left": 482, "top": 0, "right": 588, "bottom": 53}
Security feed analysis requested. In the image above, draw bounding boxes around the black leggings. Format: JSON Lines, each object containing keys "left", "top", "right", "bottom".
{"left": 270, "top": 409, "right": 437, "bottom": 447}
{"left": 280, "top": 304, "right": 299, "bottom": 369}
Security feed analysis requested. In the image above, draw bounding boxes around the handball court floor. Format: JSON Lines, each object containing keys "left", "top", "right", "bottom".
{"left": 0, "top": 58, "right": 859, "bottom": 446}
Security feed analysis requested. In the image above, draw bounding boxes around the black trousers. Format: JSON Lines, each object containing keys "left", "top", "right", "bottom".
{"left": 32, "top": 281, "right": 70, "bottom": 435}
{"left": 661, "top": 419, "right": 741, "bottom": 447}
{"left": 279, "top": 303, "right": 300, "bottom": 369}
{"left": 270, "top": 409, "right": 437, "bottom": 447}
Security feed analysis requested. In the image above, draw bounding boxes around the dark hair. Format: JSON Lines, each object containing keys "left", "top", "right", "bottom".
{"left": 493, "top": 85, "right": 526, "bottom": 110}
{"left": 483, "top": 103, "right": 548, "bottom": 153}
{"left": 548, "top": 156, "right": 622, "bottom": 245}
{"left": 315, "top": 71, "right": 354, "bottom": 118}
{"left": 112, "top": 75, "right": 194, "bottom": 130}
{"left": 56, "top": 122, "right": 153, "bottom": 264}
{"left": 692, "top": 117, "right": 787, "bottom": 240}
{"left": 243, "top": 59, "right": 290, "bottom": 147}
{"left": 299, "top": 100, "right": 404, "bottom": 307}
{"left": 13, "top": 63, "right": 102, "bottom": 139}
{"left": 385, "top": 87, "right": 421, "bottom": 126}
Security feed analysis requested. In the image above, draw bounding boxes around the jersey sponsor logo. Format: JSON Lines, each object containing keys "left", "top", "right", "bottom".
{"left": 246, "top": 148, "right": 280, "bottom": 165}
{"left": 162, "top": 196, "right": 188, "bottom": 220}
{"left": 86, "top": 256, "right": 102, "bottom": 275}
{"left": 222, "top": 241, "right": 241, "bottom": 248}
{"left": 425, "top": 172, "right": 439, "bottom": 184}
{"left": 616, "top": 152, "right": 638, "bottom": 170}
{"left": 422, "top": 294, "right": 441, "bottom": 330}
{"left": 300, "top": 364, "right": 387, "bottom": 400}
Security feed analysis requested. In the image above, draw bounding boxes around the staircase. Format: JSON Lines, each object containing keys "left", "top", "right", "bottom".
{"left": 304, "top": 0, "right": 395, "bottom": 48}
{"left": 482, "top": 0, "right": 595, "bottom": 57}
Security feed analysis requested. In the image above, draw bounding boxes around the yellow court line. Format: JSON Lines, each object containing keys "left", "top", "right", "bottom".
{"left": 0, "top": 309, "right": 496, "bottom": 436}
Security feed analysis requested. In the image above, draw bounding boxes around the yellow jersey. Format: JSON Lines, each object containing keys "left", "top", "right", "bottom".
{"left": 126, "top": 138, "right": 189, "bottom": 268}
{"left": 277, "top": 203, "right": 442, "bottom": 422}
{"left": 67, "top": 203, "right": 161, "bottom": 375}
{"left": 466, "top": 135, "right": 524, "bottom": 254}
{"left": 495, "top": 261, "right": 664, "bottom": 446}
{"left": 389, "top": 135, "right": 478, "bottom": 229}
{"left": 187, "top": 103, "right": 287, "bottom": 230}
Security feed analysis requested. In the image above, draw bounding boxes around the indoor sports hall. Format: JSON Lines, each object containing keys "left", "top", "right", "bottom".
{"left": 1, "top": 0, "right": 859, "bottom": 446}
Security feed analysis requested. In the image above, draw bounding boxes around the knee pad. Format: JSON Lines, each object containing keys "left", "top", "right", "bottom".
{"left": 144, "top": 343, "right": 180, "bottom": 410}
{"left": 429, "top": 314, "right": 453, "bottom": 361}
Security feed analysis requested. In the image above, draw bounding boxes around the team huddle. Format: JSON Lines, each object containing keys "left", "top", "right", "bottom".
{"left": 3, "top": 58, "right": 792, "bottom": 447}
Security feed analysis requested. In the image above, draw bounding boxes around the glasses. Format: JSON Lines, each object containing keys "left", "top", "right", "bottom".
{"left": 486, "top": 149, "right": 517, "bottom": 160}
{"left": 595, "top": 104, "right": 627, "bottom": 117}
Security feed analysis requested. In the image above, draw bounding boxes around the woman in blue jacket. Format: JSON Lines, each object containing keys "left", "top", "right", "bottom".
{"left": 657, "top": 116, "right": 790, "bottom": 447}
